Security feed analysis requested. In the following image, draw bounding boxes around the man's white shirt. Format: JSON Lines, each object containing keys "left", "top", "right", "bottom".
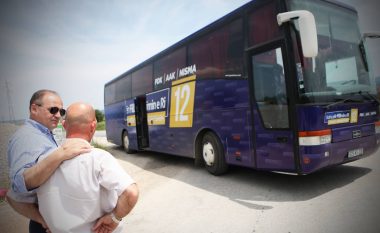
{"left": 37, "top": 141, "right": 135, "bottom": 233}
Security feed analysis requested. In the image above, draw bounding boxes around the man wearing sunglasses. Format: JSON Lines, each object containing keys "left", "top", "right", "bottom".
{"left": 6, "top": 89, "right": 92, "bottom": 233}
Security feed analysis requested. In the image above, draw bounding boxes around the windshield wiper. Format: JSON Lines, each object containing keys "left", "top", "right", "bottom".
{"left": 358, "top": 91, "right": 380, "bottom": 104}
{"left": 324, "top": 97, "right": 362, "bottom": 109}
{"left": 325, "top": 91, "right": 379, "bottom": 109}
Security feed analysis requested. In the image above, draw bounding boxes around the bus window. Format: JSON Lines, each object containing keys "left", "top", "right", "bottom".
{"left": 153, "top": 47, "right": 186, "bottom": 90}
{"left": 132, "top": 64, "right": 153, "bottom": 97}
{"left": 104, "top": 82, "right": 116, "bottom": 105}
{"left": 115, "top": 74, "right": 131, "bottom": 102}
{"left": 248, "top": 2, "right": 281, "bottom": 46}
{"left": 189, "top": 18, "right": 244, "bottom": 79}
{"left": 252, "top": 47, "right": 289, "bottom": 129}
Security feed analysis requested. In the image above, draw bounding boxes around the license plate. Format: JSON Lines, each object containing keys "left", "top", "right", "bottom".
{"left": 348, "top": 148, "right": 364, "bottom": 158}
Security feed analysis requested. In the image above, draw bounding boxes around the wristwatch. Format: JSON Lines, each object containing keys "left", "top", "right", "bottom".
{"left": 111, "top": 212, "right": 122, "bottom": 224}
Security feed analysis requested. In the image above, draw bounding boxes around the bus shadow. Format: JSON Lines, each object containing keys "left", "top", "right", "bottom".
{"left": 112, "top": 147, "right": 371, "bottom": 210}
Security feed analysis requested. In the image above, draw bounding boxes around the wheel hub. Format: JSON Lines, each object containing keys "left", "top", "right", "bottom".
{"left": 124, "top": 135, "right": 129, "bottom": 148}
{"left": 203, "top": 142, "right": 215, "bottom": 166}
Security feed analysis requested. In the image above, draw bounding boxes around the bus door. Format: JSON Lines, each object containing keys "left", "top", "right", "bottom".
{"left": 135, "top": 96, "right": 149, "bottom": 149}
{"left": 250, "top": 45, "right": 296, "bottom": 171}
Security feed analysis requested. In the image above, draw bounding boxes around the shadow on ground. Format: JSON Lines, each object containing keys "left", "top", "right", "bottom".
{"left": 111, "top": 146, "right": 370, "bottom": 210}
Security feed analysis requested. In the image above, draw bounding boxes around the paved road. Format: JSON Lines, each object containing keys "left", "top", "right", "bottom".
{"left": 1, "top": 136, "right": 380, "bottom": 233}
{"left": 111, "top": 145, "right": 380, "bottom": 233}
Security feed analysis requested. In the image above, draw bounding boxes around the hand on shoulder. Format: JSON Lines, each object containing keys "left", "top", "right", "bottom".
{"left": 59, "top": 138, "right": 92, "bottom": 161}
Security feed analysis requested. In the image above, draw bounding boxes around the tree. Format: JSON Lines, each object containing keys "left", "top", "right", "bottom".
{"left": 95, "top": 109, "right": 104, "bottom": 122}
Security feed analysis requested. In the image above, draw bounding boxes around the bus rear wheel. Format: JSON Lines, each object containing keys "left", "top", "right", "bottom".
{"left": 202, "top": 132, "right": 228, "bottom": 175}
{"left": 123, "top": 131, "right": 136, "bottom": 154}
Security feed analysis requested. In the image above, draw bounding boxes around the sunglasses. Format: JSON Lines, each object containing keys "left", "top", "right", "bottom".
{"left": 36, "top": 104, "right": 66, "bottom": 116}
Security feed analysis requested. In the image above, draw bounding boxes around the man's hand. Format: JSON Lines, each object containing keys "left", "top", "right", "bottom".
{"left": 37, "top": 214, "right": 50, "bottom": 233}
{"left": 60, "top": 138, "right": 92, "bottom": 161}
{"left": 92, "top": 214, "right": 118, "bottom": 233}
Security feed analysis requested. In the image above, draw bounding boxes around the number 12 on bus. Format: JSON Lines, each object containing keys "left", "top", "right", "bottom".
{"left": 104, "top": 0, "right": 380, "bottom": 175}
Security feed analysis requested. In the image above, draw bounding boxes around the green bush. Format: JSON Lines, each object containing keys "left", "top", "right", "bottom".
{"left": 95, "top": 109, "right": 104, "bottom": 122}
{"left": 96, "top": 121, "right": 105, "bottom": 131}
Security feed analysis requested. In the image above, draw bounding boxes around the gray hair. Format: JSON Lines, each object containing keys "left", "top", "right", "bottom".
{"left": 29, "top": 89, "right": 60, "bottom": 111}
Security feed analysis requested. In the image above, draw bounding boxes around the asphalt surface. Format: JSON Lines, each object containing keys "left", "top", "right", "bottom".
{"left": 1, "top": 133, "right": 380, "bottom": 233}
{"left": 112, "top": 146, "right": 380, "bottom": 233}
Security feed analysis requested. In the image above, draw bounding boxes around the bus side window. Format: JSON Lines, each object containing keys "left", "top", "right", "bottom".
{"left": 153, "top": 47, "right": 186, "bottom": 90}
{"left": 105, "top": 83, "right": 116, "bottom": 105}
{"left": 252, "top": 47, "right": 289, "bottom": 129}
{"left": 132, "top": 65, "right": 153, "bottom": 97}
{"left": 248, "top": 1, "right": 281, "bottom": 47}
{"left": 189, "top": 18, "right": 244, "bottom": 79}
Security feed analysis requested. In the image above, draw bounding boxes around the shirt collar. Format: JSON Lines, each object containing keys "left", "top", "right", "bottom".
{"left": 25, "top": 119, "right": 52, "bottom": 135}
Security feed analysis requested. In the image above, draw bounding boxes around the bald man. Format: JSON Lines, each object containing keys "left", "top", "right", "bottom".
{"left": 36, "top": 102, "right": 139, "bottom": 233}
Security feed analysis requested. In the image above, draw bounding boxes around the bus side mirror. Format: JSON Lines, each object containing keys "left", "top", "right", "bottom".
{"left": 277, "top": 10, "right": 318, "bottom": 58}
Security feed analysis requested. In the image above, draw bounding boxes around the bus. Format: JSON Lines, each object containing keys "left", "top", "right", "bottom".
{"left": 104, "top": 0, "right": 380, "bottom": 175}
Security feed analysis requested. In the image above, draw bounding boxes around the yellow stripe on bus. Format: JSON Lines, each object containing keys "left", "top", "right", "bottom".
{"left": 148, "top": 111, "right": 166, "bottom": 125}
{"left": 172, "top": 75, "right": 196, "bottom": 86}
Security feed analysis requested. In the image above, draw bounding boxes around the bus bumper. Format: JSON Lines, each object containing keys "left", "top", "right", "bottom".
{"left": 299, "top": 134, "right": 379, "bottom": 174}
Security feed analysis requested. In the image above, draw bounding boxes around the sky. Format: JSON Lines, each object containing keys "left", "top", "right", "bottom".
{"left": 0, "top": 0, "right": 379, "bottom": 121}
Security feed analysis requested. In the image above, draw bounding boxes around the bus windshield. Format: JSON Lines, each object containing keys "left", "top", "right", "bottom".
{"left": 288, "top": 0, "right": 377, "bottom": 103}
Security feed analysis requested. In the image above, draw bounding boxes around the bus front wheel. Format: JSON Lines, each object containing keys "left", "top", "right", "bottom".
{"left": 202, "top": 132, "right": 228, "bottom": 175}
{"left": 123, "top": 131, "right": 136, "bottom": 154}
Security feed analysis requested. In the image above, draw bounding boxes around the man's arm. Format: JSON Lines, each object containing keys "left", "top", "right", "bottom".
{"left": 92, "top": 184, "right": 139, "bottom": 233}
{"left": 23, "top": 138, "right": 91, "bottom": 190}
{"left": 113, "top": 183, "right": 139, "bottom": 219}
{"left": 6, "top": 194, "right": 49, "bottom": 230}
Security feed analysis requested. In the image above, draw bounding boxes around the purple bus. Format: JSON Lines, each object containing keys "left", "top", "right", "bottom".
{"left": 104, "top": 0, "right": 380, "bottom": 175}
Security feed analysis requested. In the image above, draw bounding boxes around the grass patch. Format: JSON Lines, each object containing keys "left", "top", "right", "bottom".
{"left": 96, "top": 121, "right": 105, "bottom": 130}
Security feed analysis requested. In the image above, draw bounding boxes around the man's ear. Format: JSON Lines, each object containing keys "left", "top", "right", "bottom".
{"left": 30, "top": 104, "right": 38, "bottom": 116}
{"left": 62, "top": 120, "right": 67, "bottom": 130}
{"left": 91, "top": 121, "right": 97, "bottom": 133}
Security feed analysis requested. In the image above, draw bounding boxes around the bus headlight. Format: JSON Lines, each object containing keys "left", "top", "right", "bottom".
{"left": 375, "top": 121, "right": 380, "bottom": 134}
{"left": 299, "top": 129, "right": 332, "bottom": 146}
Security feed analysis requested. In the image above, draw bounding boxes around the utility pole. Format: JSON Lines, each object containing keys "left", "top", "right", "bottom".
{"left": 5, "top": 80, "right": 15, "bottom": 122}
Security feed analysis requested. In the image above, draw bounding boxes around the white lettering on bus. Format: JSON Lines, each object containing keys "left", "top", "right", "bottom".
{"left": 126, "top": 103, "right": 135, "bottom": 115}
{"left": 178, "top": 64, "right": 196, "bottom": 78}
{"left": 146, "top": 97, "right": 167, "bottom": 111}
{"left": 165, "top": 72, "right": 176, "bottom": 82}
{"left": 160, "top": 97, "right": 166, "bottom": 108}
{"left": 154, "top": 76, "right": 163, "bottom": 85}
{"left": 147, "top": 100, "right": 156, "bottom": 111}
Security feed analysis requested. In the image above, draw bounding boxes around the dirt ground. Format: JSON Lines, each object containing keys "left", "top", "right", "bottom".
{"left": 0, "top": 123, "right": 28, "bottom": 232}
{"left": 0, "top": 123, "right": 19, "bottom": 190}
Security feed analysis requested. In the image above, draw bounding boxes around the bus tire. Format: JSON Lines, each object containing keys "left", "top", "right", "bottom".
{"left": 123, "top": 131, "right": 136, "bottom": 154}
{"left": 202, "top": 132, "right": 228, "bottom": 175}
